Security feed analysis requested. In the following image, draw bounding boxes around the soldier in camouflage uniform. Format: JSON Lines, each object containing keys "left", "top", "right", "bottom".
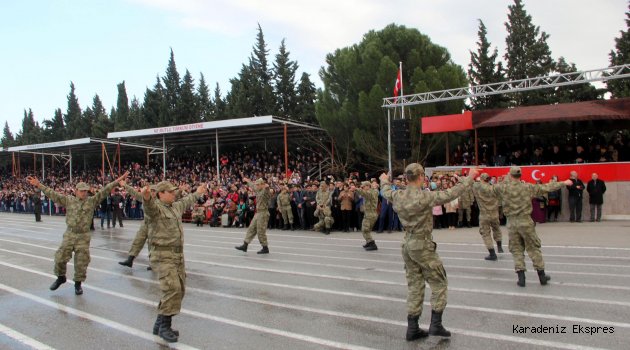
{"left": 26, "top": 172, "right": 129, "bottom": 295}
{"left": 380, "top": 164, "right": 479, "bottom": 341}
{"left": 354, "top": 181, "right": 378, "bottom": 251}
{"left": 457, "top": 184, "right": 474, "bottom": 228}
{"left": 118, "top": 185, "right": 157, "bottom": 271}
{"left": 192, "top": 203, "right": 206, "bottom": 227}
{"left": 492, "top": 166, "right": 572, "bottom": 287}
{"left": 472, "top": 173, "right": 504, "bottom": 261}
{"left": 141, "top": 180, "right": 206, "bottom": 343}
{"left": 277, "top": 185, "right": 294, "bottom": 230}
{"left": 314, "top": 183, "right": 334, "bottom": 234}
{"left": 235, "top": 178, "right": 271, "bottom": 254}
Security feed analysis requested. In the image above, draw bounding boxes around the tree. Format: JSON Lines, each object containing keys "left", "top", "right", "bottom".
{"left": 468, "top": 20, "right": 506, "bottom": 110}
{"left": 177, "top": 69, "right": 198, "bottom": 124}
{"left": 213, "top": 83, "right": 226, "bottom": 119}
{"left": 608, "top": 3, "right": 630, "bottom": 97}
{"left": 197, "top": 73, "right": 214, "bottom": 121}
{"left": 143, "top": 76, "right": 168, "bottom": 127}
{"left": 128, "top": 97, "right": 143, "bottom": 130}
{"left": 1, "top": 121, "right": 15, "bottom": 148}
{"left": 554, "top": 57, "right": 602, "bottom": 103}
{"left": 113, "top": 81, "right": 130, "bottom": 131}
{"left": 162, "top": 48, "right": 181, "bottom": 124}
{"left": 295, "top": 72, "right": 317, "bottom": 124}
{"left": 273, "top": 39, "right": 298, "bottom": 118}
{"left": 504, "top": 0, "right": 555, "bottom": 106}
{"left": 318, "top": 24, "right": 467, "bottom": 170}
{"left": 17, "top": 108, "right": 42, "bottom": 144}
{"left": 91, "top": 94, "right": 113, "bottom": 138}
{"left": 64, "top": 82, "right": 83, "bottom": 138}
{"left": 42, "top": 108, "right": 65, "bottom": 142}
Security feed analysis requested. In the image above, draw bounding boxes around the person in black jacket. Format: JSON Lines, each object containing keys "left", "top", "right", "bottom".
{"left": 566, "top": 171, "right": 585, "bottom": 222}
{"left": 587, "top": 173, "right": 606, "bottom": 222}
{"left": 32, "top": 189, "right": 42, "bottom": 222}
{"left": 111, "top": 188, "right": 124, "bottom": 228}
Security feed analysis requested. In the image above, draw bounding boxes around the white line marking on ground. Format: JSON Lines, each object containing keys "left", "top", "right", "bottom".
{"left": 0, "top": 322, "right": 56, "bottom": 350}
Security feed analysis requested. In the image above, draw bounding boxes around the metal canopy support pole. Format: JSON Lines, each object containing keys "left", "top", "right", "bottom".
{"left": 41, "top": 154, "right": 45, "bottom": 181}
{"left": 284, "top": 123, "right": 289, "bottom": 179}
{"left": 445, "top": 133, "right": 450, "bottom": 166}
{"left": 215, "top": 130, "right": 220, "bottom": 182}
{"left": 33, "top": 153, "right": 36, "bottom": 173}
{"left": 69, "top": 148, "right": 73, "bottom": 183}
{"left": 493, "top": 127, "right": 497, "bottom": 162}
{"left": 117, "top": 139, "right": 121, "bottom": 178}
{"left": 102, "top": 143, "right": 105, "bottom": 184}
{"left": 162, "top": 135, "right": 166, "bottom": 180}
{"left": 146, "top": 149, "right": 149, "bottom": 167}
{"left": 387, "top": 109, "right": 392, "bottom": 176}
{"left": 474, "top": 129, "right": 479, "bottom": 166}
{"left": 12, "top": 152, "right": 15, "bottom": 177}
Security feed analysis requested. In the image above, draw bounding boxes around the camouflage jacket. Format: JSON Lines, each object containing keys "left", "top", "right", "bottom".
{"left": 316, "top": 189, "right": 332, "bottom": 208}
{"left": 381, "top": 177, "right": 474, "bottom": 240}
{"left": 143, "top": 190, "right": 201, "bottom": 248}
{"left": 39, "top": 180, "right": 118, "bottom": 233}
{"left": 125, "top": 185, "right": 154, "bottom": 226}
{"left": 458, "top": 187, "right": 475, "bottom": 208}
{"left": 248, "top": 181, "right": 271, "bottom": 212}
{"left": 356, "top": 188, "right": 379, "bottom": 216}
{"left": 472, "top": 181, "right": 500, "bottom": 217}
{"left": 276, "top": 191, "right": 291, "bottom": 208}
{"left": 492, "top": 178, "right": 564, "bottom": 217}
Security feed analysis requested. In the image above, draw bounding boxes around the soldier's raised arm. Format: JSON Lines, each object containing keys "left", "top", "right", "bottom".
{"left": 380, "top": 173, "right": 397, "bottom": 202}
{"left": 27, "top": 176, "right": 68, "bottom": 207}
{"left": 141, "top": 186, "right": 159, "bottom": 218}
{"left": 173, "top": 183, "right": 205, "bottom": 213}
{"left": 430, "top": 169, "right": 480, "bottom": 206}
{"left": 529, "top": 179, "right": 572, "bottom": 198}
{"left": 91, "top": 171, "right": 130, "bottom": 205}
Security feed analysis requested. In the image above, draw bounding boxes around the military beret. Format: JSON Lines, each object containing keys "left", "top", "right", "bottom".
{"left": 155, "top": 181, "right": 178, "bottom": 192}
{"left": 405, "top": 163, "right": 425, "bottom": 178}
{"left": 480, "top": 173, "right": 490, "bottom": 181}
{"left": 76, "top": 182, "right": 90, "bottom": 191}
{"left": 360, "top": 181, "right": 371, "bottom": 187}
{"left": 509, "top": 166, "right": 522, "bottom": 176}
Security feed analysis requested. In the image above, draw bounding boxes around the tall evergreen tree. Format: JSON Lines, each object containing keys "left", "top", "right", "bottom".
{"left": 90, "top": 94, "right": 112, "bottom": 138}
{"left": 45, "top": 108, "right": 65, "bottom": 141}
{"left": 608, "top": 3, "right": 630, "bottom": 97}
{"left": 18, "top": 108, "right": 41, "bottom": 144}
{"left": 213, "top": 83, "right": 226, "bottom": 119}
{"left": 295, "top": 72, "right": 317, "bottom": 124}
{"left": 177, "top": 69, "right": 198, "bottom": 124}
{"left": 142, "top": 76, "right": 168, "bottom": 127}
{"left": 504, "top": 0, "right": 555, "bottom": 106}
{"left": 114, "top": 81, "right": 130, "bottom": 131}
{"left": 64, "top": 82, "right": 83, "bottom": 138}
{"left": 163, "top": 48, "right": 181, "bottom": 124}
{"left": 555, "top": 57, "right": 602, "bottom": 103}
{"left": 128, "top": 97, "right": 143, "bottom": 129}
{"left": 273, "top": 39, "right": 298, "bottom": 118}
{"left": 468, "top": 19, "right": 506, "bottom": 110}
{"left": 1, "top": 121, "right": 15, "bottom": 148}
{"left": 197, "top": 73, "right": 214, "bottom": 121}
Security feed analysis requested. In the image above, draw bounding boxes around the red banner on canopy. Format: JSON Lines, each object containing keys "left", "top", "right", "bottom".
{"left": 421, "top": 111, "right": 473, "bottom": 134}
{"left": 462, "top": 162, "right": 630, "bottom": 183}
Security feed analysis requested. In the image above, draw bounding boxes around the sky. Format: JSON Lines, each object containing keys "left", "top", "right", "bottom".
{"left": 0, "top": 0, "right": 627, "bottom": 137}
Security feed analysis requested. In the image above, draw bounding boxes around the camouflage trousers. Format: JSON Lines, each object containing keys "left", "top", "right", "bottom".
{"left": 314, "top": 207, "right": 334, "bottom": 231}
{"left": 245, "top": 211, "right": 270, "bottom": 246}
{"left": 479, "top": 214, "right": 502, "bottom": 250}
{"left": 151, "top": 250, "right": 185, "bottom": 316}
{"left": 279, "top": 206, "right": 293, "bottom": 225}
{"left": 507, "top": 215, "right": 544, "bottom": 271}
{"left": 458, "top": 206, "right": 472, "bottom": 224}
{"left": 361, "top": 214, "right": 377, "bottom": 242}
{"left": 54, "top": 231, "right": 91, "bottom": 282}
{"left": 193, "top": 214, "right": 205, "bottom": 225}
{"left": 402, "top": 237, "right": 448, "bottom": 316}
{"left": 128, "top": 222, "right": 150, "bottom": 257}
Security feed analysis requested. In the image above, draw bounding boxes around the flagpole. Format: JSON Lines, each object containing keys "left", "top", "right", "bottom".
{"left": 387, "top": 108, "right": 392, "bottom": 177}
{"left": 399, "top": 61, "right": 405, "bottom": 120}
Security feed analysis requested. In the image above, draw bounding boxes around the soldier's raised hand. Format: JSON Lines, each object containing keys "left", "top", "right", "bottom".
{"left": 379, "top": 173, "right": 389, "bottom": 182}
{"left": 196, "top": 183, "right": 207, "bottom": 195}
{"left": 115, "top": 171, "right": 130, "bottom": 183}
{"left": 140, "top": 185, "right": 151, "bottom": 201}
{"left": 563, "top": 179, "right": 574, "bottom": 186}
{"left": 26, "top": 176, "right": 40, "bottom": 187}
{"left": 467, "top": 167, "right": 481, "bottom": 179}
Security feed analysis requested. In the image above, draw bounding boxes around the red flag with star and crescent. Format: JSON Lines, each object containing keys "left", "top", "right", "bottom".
{"left": 393, "top": 68, "right": 402, "bottom": 102}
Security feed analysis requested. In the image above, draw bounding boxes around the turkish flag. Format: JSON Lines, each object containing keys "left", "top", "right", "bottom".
{"left": 393, "top": 68, "right": 402, "bottom": 99}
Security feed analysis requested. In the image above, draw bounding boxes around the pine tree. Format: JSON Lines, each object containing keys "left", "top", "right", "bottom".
{"left": 504, "top": 0, "right": 555, "bottom": 106}
{"left": 273, "top": 39, "right": 298, "bottom": 118}
{"left": 142, "top": 76, "right": 168, "bottom": 127}
{"left": 64, "top": 82, "right": 83, "bottom": 138}
{"left": 163, "top": 48, "right": 181, "bottom": 124}
{"left": 91, "top": 94, "right": 112, "bottom": 138}
{"left": 197, "top": 73, "right": 214, "bottom": 121}
{"left": 128, "top": 97, "right": 143, "bottom": 129}
{"left": 177, "top": 69, "right": 198, "bottom": 124}
{"left": 213, "top": 83, "right": 226, "bottom": 119}
{"left": 608, "top": 3, "right": 630, "bottom": 97}
{"left": 114, "top": 81, "right": 130, "bottom": 131}
{"left": 555, "top": 57, "right": 602, "bottom": 103}
{"left": 295, "top": 72, "right": 317, "bottom": 124}
{"left": 42, "top": 109, "right": 65, "bottom": 142}
{"left": 250, "top": 24, "right": 276, "bottom": 115}
{"left": 1, "top": 121, "right": 15, "bottom": 148}
{"left": 18, "top": 108, "right": 41, "bottom": 144}
{"left": 468, "top": 20, "right": 506, "bottom": 110}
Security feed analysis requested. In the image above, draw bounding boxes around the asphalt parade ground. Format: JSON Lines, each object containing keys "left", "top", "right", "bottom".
{"left": 0, "top": 212, "right": 629, "bottom": 350}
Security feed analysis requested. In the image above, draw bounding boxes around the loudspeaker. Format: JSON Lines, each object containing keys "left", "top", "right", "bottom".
{"left": 392, "top": 119, "right": 411, "bottom": 159}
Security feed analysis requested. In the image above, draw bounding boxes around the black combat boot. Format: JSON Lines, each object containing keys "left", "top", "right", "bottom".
{"left": 282, "top": 224, "right": 288, "bottom": 231}
{"left": 290, "top": 223, "right": 295, "bottom": 231}
{"left": 153, "top": 315, "right": 179, "bottom": 336}
{"left": 74, "top": 281, "right": 83, "bottom": 295}
{"left": 49, "top": 276, "right": 66, "bottom": 290}
{"left": 537, "top": 269, "right": 551, "bottom": 285}
{"left": 158, "top": 315, "right": 178, "bottom": 343}
{"left": 257, "top": 246, "right": 269, "bottom": 254}
{"left": 362, "top": 241, "right": 369, "bottom": 248}
{"left": 118, "top": 255, "right": 135, "bottom": 268}
{"left": 516, "top": 270, "right": 526, "bottom": 287}
{"left": 428, "top": 310, "right": 451, "bottom": 337}
{"left": 484, "top": 249, "right": 497, "bottom": 261}
{"left": 406, "top": 314, "right": 428, "bottom": 341}
{"left": 497, "top": 240, "right": 504, "bottom": 253}
{"left": 365, "top": 241, "right": 378, "bottom": 251}
{"left": 324, "top": 227, "right": 330, "bottom": 235}
{"left": 147, "top": 266, "right": 153, "bottom": 271}
{"left": 235, "top": 241, "right": 248, "bottom": 252}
